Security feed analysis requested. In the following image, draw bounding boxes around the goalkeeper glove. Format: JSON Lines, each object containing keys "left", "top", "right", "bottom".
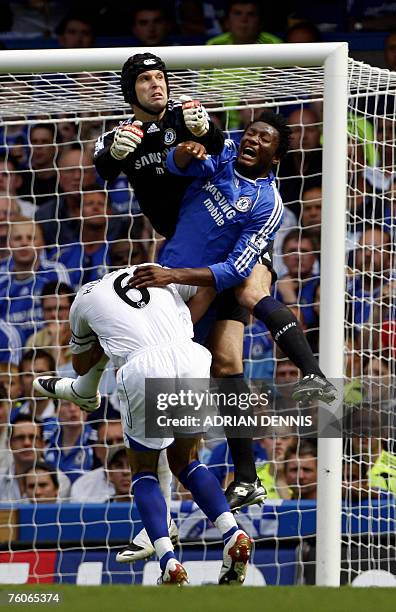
{"left": 180, "top": 95, "right": 209, "bottom": 138}
{"left": 110, "top": 121, "right": 144, "bottom": 160}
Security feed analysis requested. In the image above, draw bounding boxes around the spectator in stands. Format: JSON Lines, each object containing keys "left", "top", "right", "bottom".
{"left": 385, "top": 31, "right": 396, "bottom": 71}
{"left": 347, "top": 224, "right": 392, "bottom": 334}
{"left": 50, "top": 186, "right": 122, "bottom": 290}
{"left": 0, "top": 382, "right": 12, "bottom": 472}
{"left": 35, "top": 145, "right": 96, "bottom": 248}
{"left": 25, "top": 281, "right": 74, "bottom": 374}
{"left": 56, "top": 117, "right": 78, "bottom": 144}
{"left": 301, "top": 185, "right": 322, "bottom": 240}
{"left": 278, "top": 107, "right": 322, "bottom": 218}
{"left": 44, "top": 399, "right": 96, "bottom": 485}
{"left": 363, "top": 355, "right": 394, "bottom": 404}
{"left": 108, "top": 447, "right": 132, "bottom": 502}
{"left": 348, "top": 0, "right": 396, "bottom": 32}
{"left": 0, "top": 195, "right": 20, "bottom": 265}
{"left": 0, "top": 416, "right": 44, "bottom": 502}
{"left": 0, "top": 218, "right": 71, "bottom": 343}
{"left": 0, "top": 321, "right": 23, "bottom": 408}
{"left": 285, "top": 21, "right": 322, "bottom": 43}
{"left": 270, "top": 356, "right": 301, "bottom": 410}
{"left": 9, "top": 0, "right": 67, "bottom": 37}
{"left": 284, "top": 439, "right": 317, "bottom": 500}
{"left": 15, "top": 349, "right": 57, "bottom": 425}
{"left": 177, "top": 1, "right": 222, "bottom": 39}
{"left": 109, "top": 236, "right": 148, "bottom": 270}
{"left": 22, "top": 124, "right": 58, "bottom": 207}
{"left": 0, "top": 153, "right": 35, "bottom": 218}
{"left": 70, "top": 419, "right": 124, "bottom": 502}
{"left": 366, "top": 118, "right": 395, "bottom": 195}
{"left": 207, "top": 0, "right": 281, "bottom": 45}
{"left": 129, "top": 1, "right": 173, "bottom": 47}
{"left": 256, "top": 427, "right": 295, "bottom": 499}
{"left": 347, "top": 408, "right": 396, "bottom": 497}
{"left": 276, "top": 229, "right": 320, "bottom": 330}
{"left": 175, "top": 1, "right": 208, "bottom": 41}
{"left": 0, "top": 363, "right": 21, "bottom": 405}
{"left": 56, "top": 11, "right": 95, "bottom": 48}
{"left": 24, "top": 461, "right": 59, "bottom": 503}
{"left": 0, "top": 114, "right": 29, "bottom": 171}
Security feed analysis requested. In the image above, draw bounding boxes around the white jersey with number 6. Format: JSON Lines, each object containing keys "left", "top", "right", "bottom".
{"left": 69, "top": 265, "right": 197, "bottom": 369}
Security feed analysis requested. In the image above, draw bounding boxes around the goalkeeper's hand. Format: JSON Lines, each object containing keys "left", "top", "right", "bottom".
{"left": 180, "top": 95, "right": 209, "bottom": 137}
{"left": 110, "top": 121, "right": 144, "bottom": 160}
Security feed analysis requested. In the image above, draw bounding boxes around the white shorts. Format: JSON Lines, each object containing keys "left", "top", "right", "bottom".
{"left": 116, "top": 341, "right": 212, "bottom": 451}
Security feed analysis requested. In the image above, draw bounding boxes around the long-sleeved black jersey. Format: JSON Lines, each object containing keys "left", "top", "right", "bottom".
{"left": 94, "top": 99, "right": 225, "bottom": 238}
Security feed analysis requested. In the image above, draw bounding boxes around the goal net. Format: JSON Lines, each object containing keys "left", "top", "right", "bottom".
{"left": 0, "top": 45, "right": 395, "bottom": 587}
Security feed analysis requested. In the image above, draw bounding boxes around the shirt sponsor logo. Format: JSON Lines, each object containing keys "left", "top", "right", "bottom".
{"left": 234, "top": 196, "right": 252, "bottom": 212}
{"left": 164, "top": 128, "right": 176, "bottom": 145}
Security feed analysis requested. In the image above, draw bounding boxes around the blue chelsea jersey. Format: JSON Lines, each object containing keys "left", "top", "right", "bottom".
{"left": 159, "top": 140, "right": 284, "bottom": 292}
{"left": 49, "top": 244, "right": 110, "bottom": 292}
{"left": 0, "top": 256, "right": 71, "bottom": 343}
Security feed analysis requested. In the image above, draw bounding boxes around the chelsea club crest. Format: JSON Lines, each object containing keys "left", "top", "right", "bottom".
{"left": 164, "top": 128, "right": 176, "bottom": 145}
{"left": 234, "top": 196, "right": 252, "bottom": 212}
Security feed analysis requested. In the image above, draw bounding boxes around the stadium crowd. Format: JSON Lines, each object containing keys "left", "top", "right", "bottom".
{"left": 0, "top": 0, "right": 395, "bottom": 507}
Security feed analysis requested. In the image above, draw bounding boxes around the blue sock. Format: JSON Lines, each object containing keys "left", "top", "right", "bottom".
{"left": 178, "top": 460, "right": 230, "bottom": 523}
{"left": 132, "top": 471, "right": 175, "bottom": 571}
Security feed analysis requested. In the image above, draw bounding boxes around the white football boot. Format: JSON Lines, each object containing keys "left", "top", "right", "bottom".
{"left": 33, "top": 376, "right": 101, "bottom": 412}
{"left": 116, "top": 519, "right": 179, "bottom": 563}
{"left": 158, "top": 558, "right": 189, "bottom": 586}
{"left": 218, "top": 529, "right": 253, "bottom": 585}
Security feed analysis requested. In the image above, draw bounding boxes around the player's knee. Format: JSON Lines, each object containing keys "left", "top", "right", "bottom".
{"left": 235, "top": 284, "right": 270, "bottom": 312}
{"left": 167, "top": 443, "right": 198, "bottom": 476}
{"left": 211, "top": 353, "right": 243, "bottom": 377}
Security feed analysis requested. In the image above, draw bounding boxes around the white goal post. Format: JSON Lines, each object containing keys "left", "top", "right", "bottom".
{"left": 0, "top": 43, "right": 349, "bottom": 587}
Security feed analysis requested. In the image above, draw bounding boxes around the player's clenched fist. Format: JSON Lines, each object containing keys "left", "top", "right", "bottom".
{"left": 110, "top": 121, "right": 144, "bottom": 160}
{"left": 180, "top": 95, "right": 209, "bottom": 137}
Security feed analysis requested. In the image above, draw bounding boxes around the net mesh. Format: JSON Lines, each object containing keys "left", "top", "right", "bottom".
{"left": 0, "top": 57, "right": 395, "bottom": 586}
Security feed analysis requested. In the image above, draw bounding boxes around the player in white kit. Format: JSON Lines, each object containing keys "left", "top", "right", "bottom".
{"left": 34, "top": 265, "right": 252, "bottom": 585}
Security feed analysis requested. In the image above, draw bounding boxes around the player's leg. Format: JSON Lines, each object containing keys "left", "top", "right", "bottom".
{"left": 235, "top": 260, "right": 336, "bottom": 403}
{"left": 116, "top": 449, "right": 178, "bottom": 563}
{"left": 117, "top": 358, "right": 187, "bottom": 584}
{"left": 167, "top": 437, "right": 252, "bottom": 585}
{"left": 126, "top": 444, "right": 187, "bottom": 585}
{"left": 207, "top": 299, "right": 266, "bottom": 511}
{"left": 33, "top": 353, "right": 108, "bottom": 411}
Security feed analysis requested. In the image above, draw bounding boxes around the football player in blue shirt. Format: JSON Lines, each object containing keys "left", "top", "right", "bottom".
{"left": 130, "top": 112, "right": 336, "bottom": 508}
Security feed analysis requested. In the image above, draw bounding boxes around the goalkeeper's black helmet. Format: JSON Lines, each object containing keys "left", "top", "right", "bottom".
{"left": 120, "top": 52, "right": 170, "bottom": 114}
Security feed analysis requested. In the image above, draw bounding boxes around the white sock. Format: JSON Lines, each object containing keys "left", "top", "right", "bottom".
{"left": 158, "top": 450, "right": 173, "bottom": 525}
{"left": 214, "top": 512, "right": 238, "bottom": 536}
{"left": 154, "top": 536, "right": 174, "bottom": 561}
{"left": 72, "top": 354, "right": 109, "bottom": 396}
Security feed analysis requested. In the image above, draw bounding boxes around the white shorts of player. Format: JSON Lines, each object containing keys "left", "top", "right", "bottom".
{"left": 116, "top": 340, "right": 212, "bottom": 451}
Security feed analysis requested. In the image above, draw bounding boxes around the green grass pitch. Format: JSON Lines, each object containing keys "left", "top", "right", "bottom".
{"left": 1, "top": 585, "right": 396, "bottom": 612}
